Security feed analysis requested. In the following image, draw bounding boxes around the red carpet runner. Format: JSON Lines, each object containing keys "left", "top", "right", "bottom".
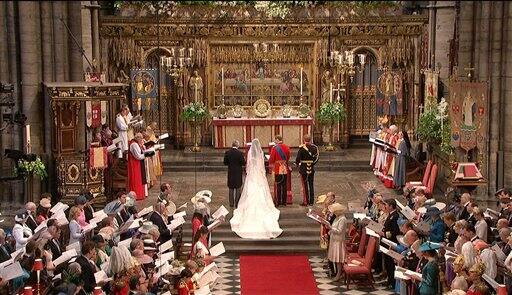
{"left": 240, "top": 255, "right": 318, "bottom": 295}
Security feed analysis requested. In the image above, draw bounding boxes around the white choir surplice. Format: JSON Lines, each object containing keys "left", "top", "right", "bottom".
{"left": 116, "top": 114, "right": 129, "bottom": 152}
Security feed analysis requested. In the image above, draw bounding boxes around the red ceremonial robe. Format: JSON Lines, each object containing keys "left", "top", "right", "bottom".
{"left": 268, "top": 143, "right": 293, "bottom": 205}
{"left": 127, "top": 140, "right": 147, "bottom": 200}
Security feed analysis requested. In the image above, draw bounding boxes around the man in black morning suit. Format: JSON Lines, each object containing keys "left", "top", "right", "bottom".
{"left": 223, "top": 140, "right": 246, "bottom": 208}
{"left": 75, "top": 241, "right": 98, "bottom": 293}
{"left": 295, "top": 134, "right": 319, "bottom": 206}
{"left": 382, "top": 199, "right": 400, "bottom": 289}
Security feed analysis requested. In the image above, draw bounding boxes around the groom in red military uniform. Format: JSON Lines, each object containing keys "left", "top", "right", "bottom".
{"left": 269, "top": 135, "right": 290, "bottom": 207}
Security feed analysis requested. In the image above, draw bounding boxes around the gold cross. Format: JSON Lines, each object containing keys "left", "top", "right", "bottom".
{"left": 464, "top": 63, "right": 475, "bottom": 80}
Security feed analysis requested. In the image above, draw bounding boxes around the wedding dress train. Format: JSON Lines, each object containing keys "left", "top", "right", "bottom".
{"left": 230, "top": 139, "right": 283, "bottom": 239}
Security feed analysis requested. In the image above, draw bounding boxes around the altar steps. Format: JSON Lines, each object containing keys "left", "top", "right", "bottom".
{"left": 179, "top": 206, "right": 323, "bottom": 253}
{"left": 161, "top": 147, "right": 372, "bottom": 173}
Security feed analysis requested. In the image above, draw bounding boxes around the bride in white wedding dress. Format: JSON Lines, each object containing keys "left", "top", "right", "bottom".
{"left": 230, "top": 138, "right": 283, "bottom": 239}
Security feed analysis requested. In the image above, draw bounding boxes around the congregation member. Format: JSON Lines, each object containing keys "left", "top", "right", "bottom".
{"left": 35, "top": 197, "right": 52, "bottom": 224}
{"left": 327, "top": 203, "right": 347, "bottom": 281}
{"left": 24, "top": 202, "right": 38, "bottom": 232}
{"left": 12, "top": 211, "right": 33, "bottom": 250}
{"left": 382, "top": 199, "right": 400, "bottom": 289}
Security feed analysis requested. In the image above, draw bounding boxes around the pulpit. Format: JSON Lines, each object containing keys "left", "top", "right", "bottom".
{"left": 45, "top": 82, "right": 128, "bottom": 206}
{"left": 212, "top": 117, "right": 314, "bottom": 148}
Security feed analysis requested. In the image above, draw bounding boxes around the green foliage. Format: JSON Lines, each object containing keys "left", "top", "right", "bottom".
{"left": 181, "top": 102, "right": 210, "bottom": 123}
{"left": 416, "top": 105, "right": 454, "bottom": 155}
{"left": 15, "top": 157, "right": 47, "bottom": 179}
{"left": 316, "top": 101, "right": 346, "bottom": 125}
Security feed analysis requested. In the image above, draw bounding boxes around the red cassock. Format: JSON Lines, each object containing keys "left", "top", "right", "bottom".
{"left": 268, "top": 143, "right": 293, "bottom": 204}
{"left": 127, "top": 140, "right": 146, "bottom": 200}
{"left": 382, "top": 134, "right": 398, "bottom": 176}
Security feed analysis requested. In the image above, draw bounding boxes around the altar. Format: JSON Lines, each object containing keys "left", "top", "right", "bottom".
{"left": 212, "top": 117, "right": 314, "bottom": 148}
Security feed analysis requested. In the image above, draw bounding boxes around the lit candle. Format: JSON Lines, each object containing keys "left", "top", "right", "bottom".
{"left": 330, "top": 83, "right": 333, "bottom": 103}
{"left": 179, "top": 48, "right": 185, "bottom": 57}
{"left": 179, "top": 58, "right": 184, "bottom": 67}
{"left": 166, "top": 57, "right": 171, "bottom": 67}
{"left": 221, "top": 67, "right": 225, "bottom": 96}
{"left": 161, "top": 57, "right": 165, "bottom": 66}
{"left": 25, "top": 124, "right": 31, "bottom": 153}
{"left": 189, "top": 47, "right": 193, "bottom": 57}
{"left": 171, "top": 47, "right": 175, "bottom": 57}
{"left": 338, "top": 54, "right": 342, "bottom": 65}
{"left": 337, "top": 83, "right": 341, "bottom": 101}
{"left": 300, "top": 67, "right": 303, "bottom": 95}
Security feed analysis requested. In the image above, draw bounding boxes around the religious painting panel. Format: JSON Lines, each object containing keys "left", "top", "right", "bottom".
{"left": 376, "top": 70, "right": 403, "bottom": 116}
{"left": 450, "top": 81, "right": 488, "bottom": 152}
{"left": 130, "top": 68, "right": 158, "bottom": 112}
{"left": 210, "top": 43, "right": 313, "bottom": 113}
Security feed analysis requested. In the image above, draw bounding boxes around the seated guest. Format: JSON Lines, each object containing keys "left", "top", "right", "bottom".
{"left": 466, "top": 262, "right": 489, "bottom": 295}
{"left": 76, "top": 241, "right": 100, "bottom": 293}
{"left": 461, "top": 224, "right": 479, "bottom": 269}
{"left": 443, "top": 213, "right": 458, "bottom": 247}
{"left": 176, "top": 268, "right": 195, "bottom": 295}
{"left": 497, "top": 227, "right": 512, "bottom": 255}
{"left": 12, "top": 211, "right": 33, "bottom": 250}
{"left": 68, "top": 206, "right": 85, "bottom": 245}
{"left": 413, "top": 242, "right": 441, "bottom": 295}
{"left": 36, "top": 197, "right": 52, "bottom": 224}
{"left": 149, "top": 203, "right": 172, "bottom": 244}
{"left": 45, "top": 221, "right": 63, "bottom": 259}
{"left": 327, "top": 203, "right": 347, "bottom": 282}
{"left": 0, "top": 229, "right": 10, "bottom": 263}
{"left": 190, "top": 226, "right": 216, "bottom": 265}
{"left": 475, "top": 240, "right": 497, "bottom": 279}
{"left": 473, "top": 207, "right": 488, "bottom": 242}
{"left": 458, "top": 193, "right": 472, "bottom": 221}
{"left": 453, "top": 220, "right": 469, "bottom": 254}
{"left": 83, "top": 193, "right": 95, "bottom": 223}
{"left": 74, "top": 195, "right": 89, "bottom": 228}
{"left": 425, "top": 207, "right": 445, "bottom": 243}
{"left": 24, "top": 201, "right": 38, "bottom": 232}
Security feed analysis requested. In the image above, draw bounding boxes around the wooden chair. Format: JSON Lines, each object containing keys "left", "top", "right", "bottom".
{"left": 348, "top": 228, "right": 367, "bottom": 259}
{"left": 424, "top": 164, "right": 438, "bottom": 196}
{"left": 406, "top": 160, "right": 432, "bottom": 188}
{"left": 343, "top": 236, "right": 378, "bottom": 290}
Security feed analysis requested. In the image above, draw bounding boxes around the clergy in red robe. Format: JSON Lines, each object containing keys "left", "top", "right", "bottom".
{"left": 269, "top": 135, "right": 291, "bottom": 206}
{"left": 128, "top": 133, "right": 150, "bottom": 200}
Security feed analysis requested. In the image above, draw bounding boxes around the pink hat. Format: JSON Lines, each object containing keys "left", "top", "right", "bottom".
{"left": 474, "top": 240, "right": 489, "bottom": 251}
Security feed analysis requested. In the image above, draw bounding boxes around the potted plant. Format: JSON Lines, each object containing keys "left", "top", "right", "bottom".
{"left": 181, "top": 102, "right": 211, "bottom": 152}
{"left": 15, "top": 156, "right": 48, "bottom": 179}
{"left": 416, "top": 98, "right": 453, "bottom": 157}
{"left": 316, "top": 101, "right": 346, "bottom": 151}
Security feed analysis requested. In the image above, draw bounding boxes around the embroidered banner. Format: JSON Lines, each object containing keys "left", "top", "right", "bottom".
{"left": 449, "top": 81, "right": 488, "bottom": 151}
{"left": 85, "top": 101, "right": 107, "bottom": 128}
{"left": 424, "top": 69, "right": 439, "bottom": 109}
{"left": 130, "top": 69, "right": 158, "bottom": 112}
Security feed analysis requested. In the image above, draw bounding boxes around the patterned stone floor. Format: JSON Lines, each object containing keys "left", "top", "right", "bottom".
{"left": 210, "top": 255, "right": 395, "bottom": 295}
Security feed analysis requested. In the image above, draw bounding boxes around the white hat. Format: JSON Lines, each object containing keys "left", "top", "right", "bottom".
{"left": 139, "top": 221, "right": 156, "bottom": 234}
{"left": 191, "top": 190, "right": 212, "bottom": 204}
{"left": 417, "top": 199, "right": 446, "bottom": 214}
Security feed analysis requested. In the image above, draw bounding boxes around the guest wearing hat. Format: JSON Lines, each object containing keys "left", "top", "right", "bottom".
{"left": 327, "top": 203, "right": 347, "bottom": 281}
{"left": 412, "top": 242, "right": 441, "bottom": 295}
{"left": 382, "top": 198, "right": 400, "bottom": 289}
{"left": 12, "top": 211, "right": 33, "bottom": 250}
{"left": 191, "top": 195, "right": 214, "bottom": 246}
{"left": 74, "top": 195, "right": 90, "bottom": 228}
{"left": 318, "top": 193, "right": 336, "bottom": 275}
{"left": 36, "top": 197, "right": 52, "bottom": 224}
{"left": 474, "top": 240, "right": 497, "bottom": 279}
{"left": 425, "top": 207, "right": 445, "bottom": 243}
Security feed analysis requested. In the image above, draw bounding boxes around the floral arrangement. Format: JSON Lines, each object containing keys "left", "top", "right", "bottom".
{"left": 15, "top": 157, "right": 47, "bottom": 179}
{"left": 181, "top": 102, "right": 210, "bottom": 122}
{"left": 417, "top": 97, "right": 453, "bottom": 154}
{"left": 316, "top": 101, "right": 346, "bottom": 125}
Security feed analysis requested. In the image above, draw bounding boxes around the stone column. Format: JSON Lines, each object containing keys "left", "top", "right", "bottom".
{"left": 53, "top": 1, "right": 69, "bottom": 81}
{"left": 504, "top": 3, "right": 512, "bottom": 186}
{"left": 67, "top": 1, "right": 83, "bottom": 81}
{"left": 0, "top": 3, "right": 8, "bottom": 82}
{"left": 91, "top": 1, "right": 100, "bottom": 63}
{"left": 19, "top": 1, "right": 42, "bottom": 201}
{"left": 81, "top": 1, "right": 93, "bottom": 72}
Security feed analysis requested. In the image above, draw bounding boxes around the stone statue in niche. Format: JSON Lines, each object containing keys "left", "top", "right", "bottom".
{"left": 188, "top": 70, "right": 204, "bottom": 102}
{"left": 321, "top": 70, "right": 335, "bottom": 103}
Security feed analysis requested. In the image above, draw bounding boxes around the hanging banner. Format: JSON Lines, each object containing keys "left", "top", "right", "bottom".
{"left": 85, "top": 101, "right": 106, "bottom": 128}
{"left": 424, "top": 69, "right": 439, "bottom": 109}
{"left": 450, "top": 81, "right": 488, "bottom": 151}
{"left": 130, "top": 69, "right": 158, "bottom": 112}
